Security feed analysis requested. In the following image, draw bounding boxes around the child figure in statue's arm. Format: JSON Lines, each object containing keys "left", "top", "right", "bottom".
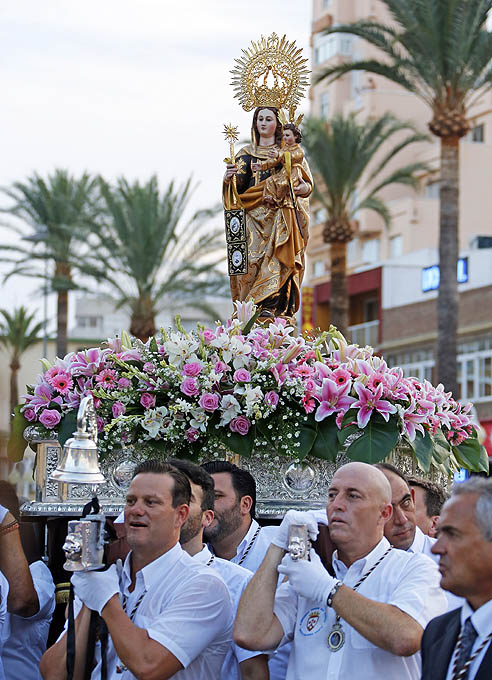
{"left": 251, "top": 123, "right": 305, "bottom": 208}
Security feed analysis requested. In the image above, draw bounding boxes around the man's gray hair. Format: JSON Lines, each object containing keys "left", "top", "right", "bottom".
{"left": 451, "top": 477, "right": 492, "bottom": 541}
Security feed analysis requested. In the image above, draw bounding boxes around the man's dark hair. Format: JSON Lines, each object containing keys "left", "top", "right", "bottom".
{"left": 407, "top": 476, "right": 448, "bottom": 518}
{"left": 132, "top": 459, "right": 191, "bottom": 507}
{"left": 201, "top": 460, "right": 256, "bottom": 519}
{"left": 374, "top": 462, "right": 409, "bottom": 486}
{"left": 168, "top": 459, "right": 215, "bottom": 512}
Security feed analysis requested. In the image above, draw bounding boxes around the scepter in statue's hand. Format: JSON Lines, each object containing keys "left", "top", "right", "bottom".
{"left": 223, "top": 123, "right": 240, "bottom": 208}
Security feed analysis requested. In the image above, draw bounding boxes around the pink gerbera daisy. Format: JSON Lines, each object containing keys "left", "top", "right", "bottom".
{"left": 48, "top": 371, "right": 73, "bottom": 395}
{"left": 94, "top": 369, "right": 118, "bottom": 389}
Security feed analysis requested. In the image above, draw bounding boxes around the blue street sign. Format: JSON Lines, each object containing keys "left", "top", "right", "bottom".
{"left": 453, "top": 468, "right": 470, "bottom": 483}
{"left": 421, "top": 257, "right": 469, "bottom": 292}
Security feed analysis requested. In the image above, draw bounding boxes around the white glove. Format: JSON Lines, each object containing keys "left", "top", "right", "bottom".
{"left": 0, "top": 505, "right": 8, "bottom": 525}
{"left": 271, "top": 509, "right": 319, "bottom": 550}
{"left": 71, "top": 564, "right": 120, "bottom": 615}
{"left": 277, "top": 550, "right": 337, "bottom": 604}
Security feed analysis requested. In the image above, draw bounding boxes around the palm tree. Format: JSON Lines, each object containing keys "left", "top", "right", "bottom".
{"left": 1, "top": 170, "right": 99, "bottom": 357}
{"left": 90, "top": 176, "right": 228, "bottom": 341}
{"left": 314, "top": 0, "right": 492, "bottom": 393}
{"left": 0, "top": 307, "right": 44, "bottom": 423}
{"left": 303, "top": 113, "right": 428, "bottom": 336}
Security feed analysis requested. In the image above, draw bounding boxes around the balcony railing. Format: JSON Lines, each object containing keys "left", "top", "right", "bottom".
{"left": 347, "top": 320, "right": 379, "bottom": 348}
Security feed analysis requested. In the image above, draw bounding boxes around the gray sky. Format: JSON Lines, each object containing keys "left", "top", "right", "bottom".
{"left": 0, "top": 0, "right": 311, "bottom": 327}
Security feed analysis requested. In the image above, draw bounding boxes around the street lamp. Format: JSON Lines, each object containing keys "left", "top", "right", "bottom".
{"left": 22, "top": 225, "right": 49, "bottom": 357}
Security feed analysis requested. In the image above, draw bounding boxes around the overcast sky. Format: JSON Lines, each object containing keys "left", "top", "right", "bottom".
{"left": 0, "top": 0, "right": 311, "bottom": 327}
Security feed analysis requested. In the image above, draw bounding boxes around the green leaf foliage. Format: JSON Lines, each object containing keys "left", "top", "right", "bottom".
{"left": 295, "top": 422, "right": 318, "bottom": 460}
{"left": 57, "top": 411, "right": 78, "bottom": 448}
{"left": 345, "top": 416, "right": 400, "bottom": 463}
{"left": 7, "top": 405, "right": 29, "bottom": 462}
{"left": 216, "top": 426, "right": 256, "bottom": 458}
{"left": 410, "top": 429, "right": 434, "bottom": 473}
{"left": 453, "top": 436, "right": 488, "bottom": 473}
{"left": 310, "top": 415, "right": 339, "bottom": 462}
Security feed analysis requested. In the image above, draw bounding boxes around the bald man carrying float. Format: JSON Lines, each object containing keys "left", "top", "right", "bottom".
{"left": 234, "top": 462, "right": 447, "bottom": 680}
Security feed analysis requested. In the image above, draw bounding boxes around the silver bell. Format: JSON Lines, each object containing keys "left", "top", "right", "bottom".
{"left": 50, "top": 395, "right": 105, "bottom": 485}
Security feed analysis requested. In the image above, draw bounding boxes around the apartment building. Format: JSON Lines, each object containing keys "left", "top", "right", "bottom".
{"left": 304, "top": 0, "right": 492, "bottom": 454}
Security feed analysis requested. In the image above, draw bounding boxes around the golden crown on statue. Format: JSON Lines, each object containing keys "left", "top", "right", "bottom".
{"left": 230, "top": 33, "right": 310, "bottom": 112}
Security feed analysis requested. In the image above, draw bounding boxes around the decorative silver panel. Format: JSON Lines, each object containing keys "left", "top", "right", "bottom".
{"left": 21, "top": 431, "right": 450, "bottom": 519}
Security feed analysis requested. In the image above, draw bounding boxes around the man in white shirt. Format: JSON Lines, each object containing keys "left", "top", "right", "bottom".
{"left": 234, "top": 462, "right": 447, "bottom": 680}
{"left": 201, "top": 461, "right": 277, "bottom": 571}
{"left": 421, "top": 477, "right": 492, "bottom": 680}
{"left": 0, "top": 483, "right": 55, "bottom": 680}
{"left": 40, "top": 460, "right": 233, "bottom": 680}
{"left": 374, "top": 463, "right": 439, "bottom": 556}
{"left": 408, "top": 475, "right": 447, "bottom": 538}
{"left": 375, "top": 463, "right": 462, "bottom": 610}
{"left": 170, "top": 458, "right": 269, "bottom": 680}
{"left": 3, "top": 560, "right": 55, "bottom": 680}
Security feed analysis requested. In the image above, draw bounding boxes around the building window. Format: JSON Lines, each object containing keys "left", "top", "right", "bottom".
{"left": 469, "top": 124, "right": 485, "bottom": 143}
{"left": 389, "top": 235, "right": 403, "bottom": 258}
{"left": 361, "top": 238, "right": 380, "bottom": 263}
{"left": 313, "top": 33, "right": 352, "bottom": 65}
{"left": 347, "top": 237, "right": 359, "bottom": 265}
{"left": 77, "top": 316, "right": 102, "bottom": 329}
{"left": 322, "top": 0, "right": 332, "bottom": 8}
{"left": 312, "top": 259, "right": 325, "bottom": 277}
{"left": 425, "top": 181, "right": 440, "bottom": 199}
{"left": 320, "top": 91, "right": 330, "bottom": 120}
{"left": 363, "top": 299, "right": 378, "bottom": 322}
{"left": 314, "top": 207, "right": 327, "bottom": 224}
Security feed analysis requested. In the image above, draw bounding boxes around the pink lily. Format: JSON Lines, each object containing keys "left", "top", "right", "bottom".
{"left": 351, "top": 382, "right": 397, "bottom": 429}
{"left": 315, "top": 378, "right": 356, "bottom": 422}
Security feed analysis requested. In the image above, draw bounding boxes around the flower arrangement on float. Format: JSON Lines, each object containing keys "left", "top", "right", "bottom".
{"left": 10, "top": 302, "right": 488, "bottom": 475}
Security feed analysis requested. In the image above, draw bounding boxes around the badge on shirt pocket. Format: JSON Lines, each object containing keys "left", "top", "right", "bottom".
{"left": 299, "top": 607, "right": 327, "bottom": 636}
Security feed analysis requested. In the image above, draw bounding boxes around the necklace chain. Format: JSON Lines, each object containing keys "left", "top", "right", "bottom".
{"left": 116, "top": 590, "right": 146, "bottom": 673}
{"left": 328, "top": 546, "right": 393, "bottom": 652}
{"left": 237, "top": 526, "right": 261, "bottom": 566}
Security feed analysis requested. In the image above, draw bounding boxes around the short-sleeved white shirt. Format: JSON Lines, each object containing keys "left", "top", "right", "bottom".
{"left": 3, "top": 560, "right": 55, "bottom": 680}
{"left": 273, "top": 537, "right": 448, "bottom": 680}
{"left": 0, "top": 572, "right": 9, "bottom": 680}
{"left": 209, "top": 519, "right": 289, "bottom": 680}
{"left": 193, "top": 545, "right": 262, "bottom": 680}
{"left": 227, "top": 518, "right": 278, "bottom": 572}
{"left": 409, "top": 526, "right": 463, "bottom": 611}
{"left": 64, "top": 542, "right": 233, "bottom": 679}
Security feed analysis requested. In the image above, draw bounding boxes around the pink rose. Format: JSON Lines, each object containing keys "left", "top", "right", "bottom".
{"left": 143, "top": 362, "right": 156, "bottom": 374}
{"left": 96, "top": 416, "right": 106, "bottom": 433}
{"left": 201, "top": 329, "right": 216, "bottom": 343}
{"left": 182, "top": 362, "right": 203, "bottom": 377}
{"left": 185, "top": 427, "right": 199, "bottom": 442}
{"left": 264, "top": 391, "right": 279, "bottom": 408}
{"left": 118, "top": 378, "right": 131, "bottom": 389}
{"left": 304, "top": 378, "right": 317, "bottom": 393}
{"left": 23, "top": 408, "right": 36, "bottom": 422}
{"left": 214, "top": 361, "right": 230, "bottom": 374}
{"left": 199, "top": 393, "right": 220, "bottom": 411}
{"left": 140, "top": 393, "right": 156, "bottom": 409}
{"left": 233, "top": 369, "right": 251, "bottom": 383}
{"left": 39, "top": 409, "right": 61, "bottom": 429}
{"left": 180, "top": 378, "right": 200, "bottom": 397}
{"left": 229, "top": 416, "right": 251, "bottom": 435}
{"left": 112, "top": 401, "right": 126, "bottom": 417}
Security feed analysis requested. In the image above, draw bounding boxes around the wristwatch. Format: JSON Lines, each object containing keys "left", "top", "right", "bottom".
{"left": 327, "top": 580, "right": 343, "bottom": 607}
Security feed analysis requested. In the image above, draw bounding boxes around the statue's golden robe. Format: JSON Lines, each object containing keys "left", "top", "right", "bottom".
{"left": 226, "top": 143, "right": 313, "bottom": 319}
